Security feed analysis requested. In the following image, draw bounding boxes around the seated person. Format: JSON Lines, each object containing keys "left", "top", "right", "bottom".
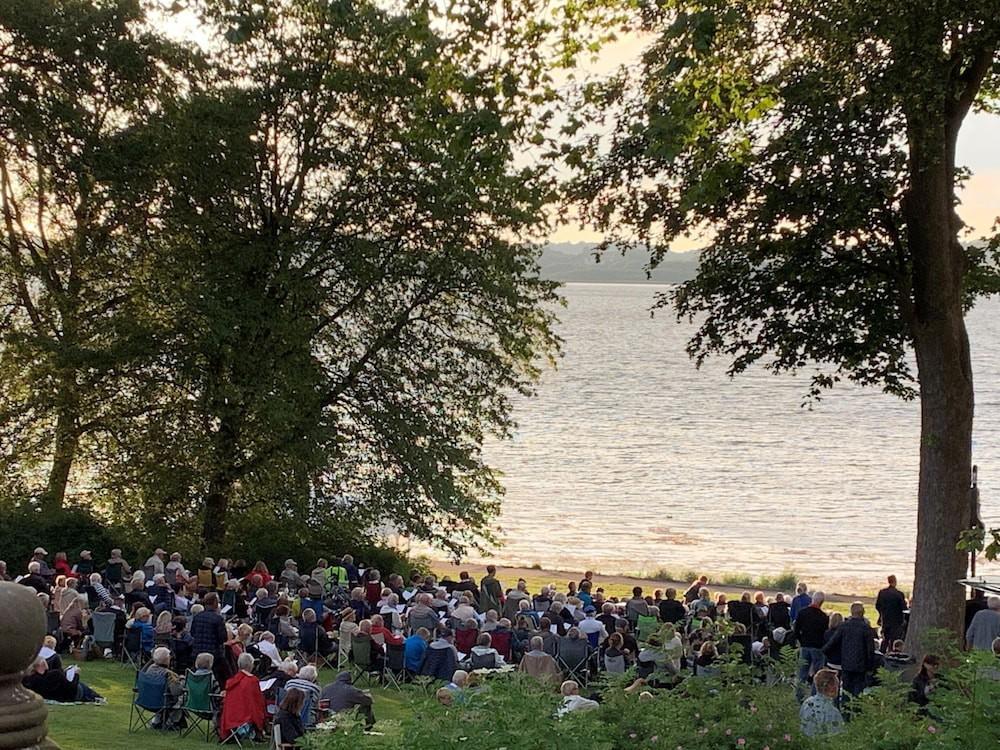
{"left": 219, "top": 653, "right": 266, "bottom": 741}
{"left": 369, "top": 614, "right": 403, "bottom": 647}
{"left": 800, "top": 669, "right": 845, "bottom": 737}
{"left": 321, "top": 671, "right": 375, "bottom": 729}
{"left": 38, "top": 636, "right": 62, "bottom": 670}
{"left": 403, "top": 627, "right": 430, "bottom": 674}
{"left": 298, "top": 608, "right": 334, "bottom": 656}
{"left": 189, "top": 652, "right": 220, "bottom": 692}
{"left": 126, "top": 607, "right": 156, "bottom": 655}
{"left": 274, "top": 688, "right": 306, "bottom": 747}
{"left": 469, "top": 632, "right": 504, "bottom": 669}
{"left": 255, "top": 631, "right": 282, "bottom": 669}
{"left": 556, "top": 680, "right": 599, "bottom": 716}
{"left": 23, "top": 657, "right": 103, "bottom": 703}
{"left": 142, "top": 646, "right": 184, "bottom": 729}
{"left": 517, "top": 636, "right": 561, "bottom": 687}
{"left": 284, "top": 665, "right": 322, "bottom": 726}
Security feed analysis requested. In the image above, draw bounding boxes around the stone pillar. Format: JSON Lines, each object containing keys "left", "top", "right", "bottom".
{"left": 0, "top": 582, "right": 59, "bottom": 749}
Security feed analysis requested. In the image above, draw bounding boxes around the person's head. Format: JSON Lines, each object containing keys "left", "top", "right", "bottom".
{"left": 487, "top": 565, "right": 496, "bottom": 575}
{"left": 237, "top": 652, "right": 254, "bottom": 673}
{"left": 416, "top": 627, "right": 431, "bottom": 641}
{"left": 584, "top": 571, "right": 594, "bottom": 581}
{"left": 156, "top": 610, "right": 172, "bottom": 629}
{"left": 80, "top": 550, "right": 92, "bottom": 560}
{"left": 754, "top": 591, "right": 765, "bottom": 604}
{"left": 813, "top": 668, "right": 839, "bottom": 698}
{"left": 530, "top": 636, "right": 544, "bottom": 651}
{"left": 371, "top": 614, "right": 384, "bottom": 628}
{"left": 30, "top": 657, "right": 48, "bottom": 675}
{"left": 302, "top": 608, "right": 317, "bottom": 623}
{"left": 698, "top": 587, "right": 710, "bottom": 599}
{"left": 89, "top": 572, "right": 101, "bottom": 585}
{"left": 602, "top": 602, "right": 614, "bottom": 615}
{"left": 632, "top": 586, "right": 643, "bottom": 598}
{"left": 42, "top": 635, "right": 57, "bottom": 650}
{"left": 850, "top": 601, "right": 865, "bottom": 618}
{"left": 237, "top": 623, "right": 253, "bottom": 641}
{"left": 608, "top": 633, "right": 624, "bottom": 650}
{"left": 438, "top": 627, "right": 454, "bottom": 641}
{"left": 436, "top": 687, "right": 453, "bottom": 706}
{"left": 890, "top": 639, "right": 905, "bottom": 653}
{"left": 358, "top": 619, "right": 372, "bottom": 634}
{"left": 281, "top": 660, "right": 299, "bottom": 676}
{"left": 560, "top": 680, "right": 580, "bottom": 697}
{"left": 829, "top": 612, "right": 843, "bottom": 629}
{"left": 499, "top": 618, "right": 511, "bottom": 629}
{"left": 190, "top": 603, "right": 204, "bottom": 615}
{"left": 298, "top": 664, "right": 318, "bottom": 683}
{"left": 738, "top": 591, "right": 750, "bottom": 603}
{"left": 987, "top": 596, "right": 1000, "bottom": 611}
{"left": 152, "top": 647, "right": 171, "bottom": 666}
{"left": 811, "top": 591, "right": 825, "bottom": 607}
{"left": 451, "top": 670, "right": 469, "bottom": 688}
{"left": 203, "top": 592, "right": 219, "bottom": 610}
{"left": 664, "top": 587, "right": 677, "bottom": 600}
{"left": 259, "top": 631, "right": 275, "bottom": 644}
{"left": 28, "top": 561, "right": 40, "bottom": 575}
{"left": 476, "top": 632, "right": 492, "bottom": 648}
{"left": 581, "top": 580, "right": 592, "bottom": 593}
{"left": 485, "top": 609, "right": 498, "bottom": 622}
{"left": 517, "top": 579, "right": 527, "bottom": 592}
{"left": 566, "top": 626, "right": 580, "bottom": 640}
{"left": 775, "top": 592, "right": 785, "bottom": 603}
{"left": 918, "top": 654, "right": 941, "bottom": 679}
{"left": 888, "top": 575, "right": 897, "bottom": 587}
{"left": 280, "top": 687, "right": 306, "bottom": 715}
{"left": 699, "top": 640, "right": 717, "bottom": 658}
{"left": 284, "top": 559, "right": 297, "bottom": 570}
{"left": 539, "top": 616, "right": 551, "bottom": 630}
{"left": 170, "top": 552, "right": 181, "bottom": 562}
{"left": 796, "top": 582, "right": 808, "bottom": 595}
{"left": 130, "top": 579, "right": 144, "bottom": 592}
{"left": 518, "top": 599, "right": 531, "bottom": 612}
{"left": 136, "top": 607, "right": 151, "bottom": 622}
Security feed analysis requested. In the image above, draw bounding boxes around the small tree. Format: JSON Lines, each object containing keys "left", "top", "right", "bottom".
{"left": 563, "top": 0, "right": 999, "bottom": 648}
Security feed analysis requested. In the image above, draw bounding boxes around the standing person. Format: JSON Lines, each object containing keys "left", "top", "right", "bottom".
{"left": 480, "top": 565, "right": 504, "bottom": 616}
{"left": 191, "top": 592, "right": 229, "bottom": 685}
{"left": 768, "top": 593, "right": 792, "bottom": 630}
{"left": 875, "top": 575, "right": 908, "bottom": 652}
{"left": 790, "top": 582, "right": 812, "bottom": 621}
{"left": 144, "top": 549, "right": 166, "bottom": 577}
{"left": 793, "top": 591, "right": 830, "bottom": 693}
{"left": 966, "top": 596, "right": 1000, "bottom": 651}
{"left": 823, "top": 602, "right": 876, "bottom": 697}
{"left": 658, "top": 588, "right": 687, "bottom": 624}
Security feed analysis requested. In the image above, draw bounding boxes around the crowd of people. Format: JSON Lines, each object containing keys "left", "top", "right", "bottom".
{"left": 5, "top": 546, "right": 1000, "bottom": 742}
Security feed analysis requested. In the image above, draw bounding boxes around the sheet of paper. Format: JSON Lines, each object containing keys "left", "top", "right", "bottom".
{"left": 550, "top": 625, "right": 558, "bottom": 634}
{"left": 402, "top": 590, "right": 415, "bottom": 601}
{"left": 259, "top": 678, "right": 276, "bottom": 692}
{"left": 456, "top": 652, "right": 467, "bottom": 662}
{"left": 65, "top": 666, "right": 78, "bottom": 681}
{"left": 221, "top": 605, "right": 232, "bottom": 615}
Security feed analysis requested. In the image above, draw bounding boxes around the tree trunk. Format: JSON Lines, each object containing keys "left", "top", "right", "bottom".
{"left": 202, "top": 476, "right": 232, "bottom": 551}
{"left": 41, "top": 398, "right": 79, "bottom": 512}
{"left": 903, "top": 114, "right": 975, "bottom": 653}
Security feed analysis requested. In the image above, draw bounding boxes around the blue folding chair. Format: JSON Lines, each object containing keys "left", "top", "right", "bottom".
{"left": 129, "top": 670, "right": 168, "bottom": 733}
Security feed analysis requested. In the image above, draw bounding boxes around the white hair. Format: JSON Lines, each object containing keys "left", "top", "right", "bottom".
{"left": 988, "top": 596, "right": 1000, "bottom": 611}
{"left": 89, "top": 572, "right": 102, "bottom": 584}
{"left": 811, "top": 591, "right": 825, "bottom": 606}
{"left": 237, "top": 652, "right": 255, "bottom": 671}
{"left": 152, "top": 647, "right": 171, "bottom": 666}
{"left": 298, "top": 665, "right": 317, "bottom": 682}
{"left": 28, "top": 561, "right": 40, "bottom": 574}
{"left": 280, "top": 660, "right": 298, "bottom": 675}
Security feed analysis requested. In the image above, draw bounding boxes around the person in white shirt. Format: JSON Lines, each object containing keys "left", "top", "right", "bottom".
{"left": 452, "top": 592, "right": 478, "bottom": 622}
{"left": 556, "top": 680, "right": 599, "bottom": 717}
{"left": 256, "top": 631, "right": 282, "bottom": 666}
{"left": 144, "top": 549, "right": 166, "bottom": 577}
{"left": 578, "top": 607, "right": 609, "bottom": 643}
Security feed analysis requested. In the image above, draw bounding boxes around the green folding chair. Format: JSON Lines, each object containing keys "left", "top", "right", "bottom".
{"left": 636, "top": 614, "right": 660, "bottom": 642}
{"left": 180, "top": 669, "right": 217, "bottom": 741}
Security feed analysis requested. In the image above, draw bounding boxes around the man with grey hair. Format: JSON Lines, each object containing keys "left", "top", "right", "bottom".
{"left": 966, "top": 596, "right": 1000, "bottom": 651}
{"left": 517, "top": 636, "right": 561, "bottom": 686}
{"left": 284, "top": 664, "right": 321, "bottom": 726}
{"left": 144, "top": 646, "right": 183, "bottom": 727}
{"left": 20, "top": 561, "right": 50, "bottom": 595}
{"left": 88, "top": 571, "right": 112, "bottom": 607}
{"left": 790, "top": 582, "right": 812, "bottom": 621}
{"left": 793, "top": 591, "right": 829, "bottom": 693}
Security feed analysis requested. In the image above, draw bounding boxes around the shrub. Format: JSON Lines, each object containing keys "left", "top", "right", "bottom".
{"left": 0, "top": 503, "right": 137, "bottom": 569}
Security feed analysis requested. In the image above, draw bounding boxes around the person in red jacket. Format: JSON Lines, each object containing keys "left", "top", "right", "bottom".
{"left": 219, "top": 653, "right": 265, "bottom": 742}
{"left": 369, "top": 614, "right": 404, "bottom": 646}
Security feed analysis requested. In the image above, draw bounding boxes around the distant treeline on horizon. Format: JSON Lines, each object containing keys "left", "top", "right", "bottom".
{"left": 539, "top": 243, "right": 699, "bottom": 284}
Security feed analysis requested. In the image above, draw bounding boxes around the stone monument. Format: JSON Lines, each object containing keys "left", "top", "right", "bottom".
{"left": 0, "top": 582, "right": 60, "bottom": 749}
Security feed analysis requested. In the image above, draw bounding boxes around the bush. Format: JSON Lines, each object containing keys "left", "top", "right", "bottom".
{"left": 0, "top": 503, "right": 137, "bottom": 570}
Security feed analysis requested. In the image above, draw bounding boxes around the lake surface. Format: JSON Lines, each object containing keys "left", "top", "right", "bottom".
{"left": 470, "top": 283, "right": 1000, "bottom": 592}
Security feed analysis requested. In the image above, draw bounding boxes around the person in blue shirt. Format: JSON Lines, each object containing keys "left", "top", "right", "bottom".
{"left": 790, "top": 582, "right": 813, "bottom": 621}
{"left": 127, "top": 607, "right": 156, "bottom": 653}
{"left": 404, "top": 627, "right": 430, "bottom": 674}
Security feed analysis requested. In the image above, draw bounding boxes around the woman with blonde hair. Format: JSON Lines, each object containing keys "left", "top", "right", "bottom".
{"left": 155, "top": 610, "right": 174, "bottom": 636}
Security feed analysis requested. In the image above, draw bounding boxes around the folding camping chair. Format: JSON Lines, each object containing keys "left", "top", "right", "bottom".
{"left": 636, "top": 614, "right": 659, "bottom": 642}
{"left": 91, "top": 610, "right": 117, "bottom": 655}
{"left": 129, "top": 670, "right": 168, "bottom": 733}
{"left": 121, "top": 627, "right": 147, "bottom": 670}
{"left": 384, "top": 642, "right": 407, "bottom": 690}
{"left": 557, "top": 637, "right": 592, "bottom": 685}
{"left": 349, "top": 633, "right": 382, "bottom": 687}
{"left": 181, "top": 669, "right": 218, "bottom": 741}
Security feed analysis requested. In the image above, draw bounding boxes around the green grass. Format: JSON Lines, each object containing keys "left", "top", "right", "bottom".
{"left": 46, "top": 659, "right": 413, "bottom": 750}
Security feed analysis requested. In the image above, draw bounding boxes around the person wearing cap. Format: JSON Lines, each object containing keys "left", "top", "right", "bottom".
{"left": 280, "top": 559, "right": 302, "bottom": 590}
{"left": 30, "top": 548, "right": 53, "bottom": 579}
{"left": 106, "top": 548, "right": 132, "bottom": 576}
{"left": 578, "top": 606, "right": 609, "bottom": 644}
{"left": 144, "top": 549, "right": 166, "bottom": 577}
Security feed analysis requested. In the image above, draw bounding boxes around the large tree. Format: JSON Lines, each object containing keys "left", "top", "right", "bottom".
{"left": 106, "top": 0, "right": 562, "bottom": 553}
{"left": 564, "top": 0, "right": 999, "bottom": 647}
{"left": 0, "top": 0, "right": 188, "bottom": 510}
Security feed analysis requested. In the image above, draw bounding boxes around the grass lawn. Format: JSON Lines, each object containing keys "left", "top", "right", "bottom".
{"left": 46, "top": 659, "right": 414, "bottom": 750}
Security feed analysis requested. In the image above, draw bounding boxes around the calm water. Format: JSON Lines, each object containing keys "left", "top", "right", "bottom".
{"left": 471, "top": 283, "right": 1000, "bottom": 591}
